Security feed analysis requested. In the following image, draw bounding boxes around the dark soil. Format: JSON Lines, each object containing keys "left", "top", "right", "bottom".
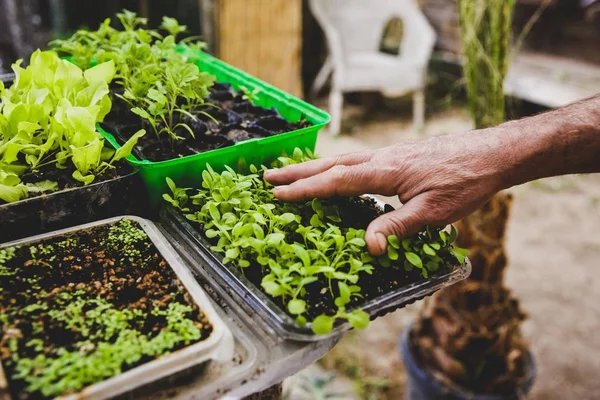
{"left": 102, "top": 82, "right": 312, "bottom": 162}
{"left": 186, "top": 197, "right": 457, "bottom": 324}
{"left": 0, "top": 219, "right": 212, "bottom": 400}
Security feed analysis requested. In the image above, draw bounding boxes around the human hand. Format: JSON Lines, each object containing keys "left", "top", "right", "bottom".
{"left": 264, "top": 129, "right": 513, "bottom": 255}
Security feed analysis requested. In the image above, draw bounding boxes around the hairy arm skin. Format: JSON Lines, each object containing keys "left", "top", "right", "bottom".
{"left": 264, "top": 95, "right": 600, "bottom": 255}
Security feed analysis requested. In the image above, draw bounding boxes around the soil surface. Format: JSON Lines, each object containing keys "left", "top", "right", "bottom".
{"left": 103, "top": 82, "right": 311, "bottom": 162}
{"left": 288, "top": 103, "right": 600, "bottom": 399}
{"left": 0, "top": 218, "right": 212, "bottom": 400}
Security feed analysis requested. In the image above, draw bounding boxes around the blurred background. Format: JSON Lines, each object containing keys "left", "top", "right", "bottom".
{"left": 2, "top": 1, "right": 600, "bottom": 399}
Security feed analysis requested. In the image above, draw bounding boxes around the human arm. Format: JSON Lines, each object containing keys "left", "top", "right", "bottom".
{"left": 264, "top": 95, "right": 600, "bottom": 255}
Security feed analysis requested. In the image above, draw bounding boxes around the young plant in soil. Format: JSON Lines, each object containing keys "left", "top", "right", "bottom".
{"left": 0, "top": 50, "right": 144, "bottom": 204}
{"left": 0, "top": 219, "right": 213, "bottom": 400}
{"left": 164, "top": 149, "right": 468, "bottom": 334}
{"left": 51, "top": 11, "right": 311, "bottom": 162}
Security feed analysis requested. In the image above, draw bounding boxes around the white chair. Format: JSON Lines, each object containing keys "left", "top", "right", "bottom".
{"left": 309, "top": 0, "right": 437, "bottom": 134}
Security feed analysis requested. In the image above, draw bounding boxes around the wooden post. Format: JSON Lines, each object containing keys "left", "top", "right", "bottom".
{"left": 215, "top": 0, "right": 303, "bottom": 98}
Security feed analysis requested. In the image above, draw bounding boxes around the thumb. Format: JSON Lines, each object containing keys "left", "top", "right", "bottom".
{"left": 365, "top": 194, "right": 434, "bottom": 256}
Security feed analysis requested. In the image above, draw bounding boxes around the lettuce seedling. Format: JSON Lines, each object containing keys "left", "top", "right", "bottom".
{"left": 164, "top": 148, "right": 468, "bottom": 334}
{"left": 0, "top": 50, "right": 145, "bottom": 203}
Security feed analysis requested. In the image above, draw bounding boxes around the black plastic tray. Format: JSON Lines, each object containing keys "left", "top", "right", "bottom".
{"left": 0, "top": 168, "right": 148, "bottom": 242}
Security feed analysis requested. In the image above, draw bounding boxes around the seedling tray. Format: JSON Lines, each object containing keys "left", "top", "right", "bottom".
{"left": 100, "top": 50, "right": 330, "bottom": 207}
{"left": 160, "top": 198, "right": 471, "bottom": 342}
{"left": 0, "top": 216, "right": 234, "bottom": 400}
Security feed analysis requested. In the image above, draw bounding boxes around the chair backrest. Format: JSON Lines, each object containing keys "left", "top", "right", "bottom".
{"left": 309, "top": 0, "right": 436, "bottom": 64}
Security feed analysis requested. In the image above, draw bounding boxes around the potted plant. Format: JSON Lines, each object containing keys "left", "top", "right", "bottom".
{"left": 160, "top": 149, "right": 471, "bottom": 340}
{"left": 0, "top": 216, "right": 232, "bottom": 400}
{"left": 401, "top": 1, "right": 536, "bottom": 399}
{"left": 0, "top": 50, "right": 145, "bottom": 242}
{"left": 51, "top": 11, "right": 330, "bottom": 205}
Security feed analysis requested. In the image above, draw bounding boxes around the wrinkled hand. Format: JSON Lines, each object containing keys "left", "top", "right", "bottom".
{"left": 264, "top": 129, "right": 512, "bottom": 255}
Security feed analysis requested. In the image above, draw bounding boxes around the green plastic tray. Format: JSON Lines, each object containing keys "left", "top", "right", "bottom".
{"left": 100, "top": 51, "right": 330, "bottom": 207}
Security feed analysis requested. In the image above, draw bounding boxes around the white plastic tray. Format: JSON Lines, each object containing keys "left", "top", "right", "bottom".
{"left": 0, "top": 216, "right": 234, "bottom": 400}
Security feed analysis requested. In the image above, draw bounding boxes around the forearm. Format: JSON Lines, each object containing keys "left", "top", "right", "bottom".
{"left": 495, "top": 95, "right": 600, "bottom": 189}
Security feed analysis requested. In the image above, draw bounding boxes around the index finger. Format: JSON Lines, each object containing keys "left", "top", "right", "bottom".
{"left": 263, "top": 149, "right": 374, "bottom": 186}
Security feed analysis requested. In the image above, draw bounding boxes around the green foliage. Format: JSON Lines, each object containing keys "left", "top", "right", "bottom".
{"left": 239, "top": 85, "right": 262, "bottom": 103}
{"left": 0, "top": 50, "right": 145, "bottom": 203}
{"left": 105, "top": 218, "right": 152, "bottom": 263}
{"left": 458, "top": 0, "right": 515, "bottom": 129}
{"left": 0, "top": 219, "right": 207, "bottom": 399}
{"left": 51, "top": 10, "right": 214, "bottom": 147}
{"left": 0, "top": 246, "right": 16, "bottom": 276}
{"left": 9, "top": 294, "right": 201, "bottom": 398}
{"left": 164, "top": 148, "right": 467, "bottom": 334}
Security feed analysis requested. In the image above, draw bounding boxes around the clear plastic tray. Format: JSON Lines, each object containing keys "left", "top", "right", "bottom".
{"left": 0, "top": 216, "right": 234, "bottom": 400}
{"left": 160, "top": 198, "right": 472, "bottom": 342}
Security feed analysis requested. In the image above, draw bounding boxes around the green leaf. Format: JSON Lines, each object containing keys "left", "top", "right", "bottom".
{"left": 112, "top": 129, "right": 145, "bottom": 162}
{"left": 292, "top": 244, "right": 311, "bottom": 267}
{"left": 225, "top": 248, "right": 239, "bottom": 260}
{"left": 423, "top": 244, "right": 436, "bottom": 256}
{"left": 70, "top": 138, "right": 104, "bottom": 175}
{"left": 347, "top": 310, "right": 370, "bottom": 330}
{"left": 278, "top": 213, "right": 296, "bottom": 225}
{"left": 0, "top": 184, "right": 27, "bottom": 203}
{"left": 295, "top": 315, "right": 307, "bottom": 327}
{"left": 288, "top": 299, "right": 306, "bottom": 315}
{"left": 205, "top": 229, "right": 219, "bottom": 239}
{"left": 208, "top": 202, "right": 221, "bottom": 221}
{"left": 338, "top": 281, "right": 351, "bottom": 303}
{"left": 266, "top": 233, "right": 285, "bottom": 246}
{"left": 311, "top": 315, "right": 334, "bottom": 335}
{"left": 387, "top": 245, "right": 399, "bottom": 261}
{"left": 262, "top": 281, "right": 284, "bottom": 297}
{"left": 387, "top": 235, "right": 400, "bottom": 249}
{"left": 440, "top": 231, "right": 448, "bottom": 244}
{"left": 84, "top": 60, "right": 116, "bottom": 85}
{"left": 72, "top": 170, "right": 95, "bottom": 185}
{"left": 166, "top": 177, "right": 176, "bottom": 193}
{"left": 451, "top": 248, "right": 469, "bottom": 265}
{"left": 310, "top": 214, "right": 323, "bottom": 228}
{"left": 426, "top": 261, "right": 439, "bottom": 272}
{"left": 405, "top": 252, "right": 423, "bottom": 269}
{"left": 449, "top": 225, "right": 458, "bottom": 243}
{"left": 131, "top": 107, "right": 151, "bottom": 120}
{"left": 348, "top": 238, "right": 366, "bottom": 247}
{"left": 25, "top": 180, "right": 58, "bottom": 194}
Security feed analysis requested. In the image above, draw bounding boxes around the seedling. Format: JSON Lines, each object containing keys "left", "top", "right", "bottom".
{"left": 51, "top": 11, "right": 214, "bottom": 147}
{"left": 240, "top": 85, "right": 262, "bottom": 103}
{"left": 164, "top": 149, "right": 467, "bottom": 334}
{"left": 0, "top": 219, "right": 213, "bottom": 399}
{"left": 0, "top": 50, "right": 144, "bottom": 203}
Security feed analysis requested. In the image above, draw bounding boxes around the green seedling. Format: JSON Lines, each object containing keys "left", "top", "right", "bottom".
{"left": 0, "top": 50, "right": 145, "bottom": 203}
{"left": 51, "top": 11, "right": 215, "bottom": 147}
{"left": 164, "top": 148, "right": 468, "bottom": 334}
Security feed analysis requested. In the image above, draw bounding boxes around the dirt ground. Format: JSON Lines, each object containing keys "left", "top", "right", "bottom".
{"left": 286, "top": 103, "right": 600, "bottom": 399}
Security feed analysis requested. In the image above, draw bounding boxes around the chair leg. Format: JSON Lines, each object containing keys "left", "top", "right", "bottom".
{"left": 329, "top": 89, "right": 343, "bottom": 135}
{"left": 413, "top": 89, "right": 425, "bottom": 133}
{"left": 311, "top": 56, "right": 333, "bottom": 96}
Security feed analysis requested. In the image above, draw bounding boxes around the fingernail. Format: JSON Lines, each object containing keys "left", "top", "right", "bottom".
{"left": 375, "top": 232, "right": 387, "bottom": 252}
